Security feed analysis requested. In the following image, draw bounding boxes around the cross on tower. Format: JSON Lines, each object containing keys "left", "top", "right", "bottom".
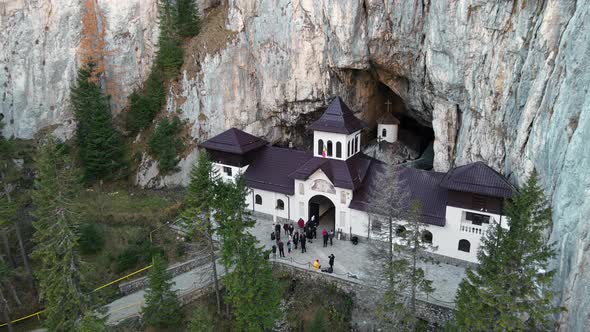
{"left": 385, "top": 99, "right": 392, "bottom": 113}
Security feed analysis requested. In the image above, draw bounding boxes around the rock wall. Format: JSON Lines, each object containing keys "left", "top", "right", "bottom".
{"left": 0, "top": 0, "right": 158, "bottom": 139}
{"left": 1, "top": 0, "right": 589, "bottom": 329}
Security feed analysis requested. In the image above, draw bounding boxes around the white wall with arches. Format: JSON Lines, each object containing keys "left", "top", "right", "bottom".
{"left": 313, "top": 130, "right": 362, "bottom": 160}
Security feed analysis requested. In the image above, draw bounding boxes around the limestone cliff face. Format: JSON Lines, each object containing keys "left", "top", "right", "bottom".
{"left": 1, "top": 0, "right": 589, "bottom": 329}
{"left": 0, "top": 0, "right": 158, "bottom": 139}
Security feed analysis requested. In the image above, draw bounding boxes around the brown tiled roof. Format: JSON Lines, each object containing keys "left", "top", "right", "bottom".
{"left": 378, "top": 113, "right": 400, "bottom": 125}
{"left": 440, "top": 161, "right": 514, "bottom": 198}
{"left": 290, "top": 153, "right": 374, "bottom": 191}
{"left": 349, "top": 165, "right": 448, "bottom": 227}
{"left": 199, "top": 128, "right": 267, "bottom": 155}
{"left": 243, "top": 146, "right": 313, "bottom": 195}
{"left": 309, "top": 97, "right": 368, "bottom": 134}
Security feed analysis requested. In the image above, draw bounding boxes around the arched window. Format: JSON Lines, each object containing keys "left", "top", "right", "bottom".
{"left": 327, "top": 141, "right": 333, "bottom": 157}
{"left": 255, "top": 195, "right": 262, "bottom": 205}
{"left": 382, "top": 128, "right": 387, "bottom": 137}
{"left": 276, "top": 199, "right": 285, "bottom": 210}
{"left": 336, "top": 142, "right": 342, "bottom": 158}
{"left": 396, "top": 225, "right": 406, "bottom": 237}
{"left": 422, "top": 230, "right": 433, "bottom": 244}
{"left": 348, "top": 141, "right": 351, "bottom": 156}
{"left": 354, "top": 136, "right": 359, "bottom": 153}
{"left": 458, "top": 239, "right": 471, "bottom": 252}
{"left": 317, "top": 139, "right": 324, "bottom": 156}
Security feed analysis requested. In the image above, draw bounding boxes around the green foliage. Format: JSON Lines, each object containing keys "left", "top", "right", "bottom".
{"left": 157, "top": 0, "right": 184, "bottom": 78}
{"left": 31, "top": 137, "right": 89, "bottom": 331}
{"left": 142, "top": 254, "right": 183, "bottom": 329}
{"left": 125, "top": 70, "right": 166, "bottom": 133}
{"left": 454, "top": 171, "right": 562, "bottom": 331}
{"left": 71, "top": 63, "right": 126, "bottom": 182}
{"left": 148, "top": 117, "right": 185, "bottom": 174}
{"left": 182, "top": 151, "right": 219, "bottom": 234}
{"left": 188, "top": 307, "right": 214, "bottom": 332}
{"left": 77, "top": 312, "right": 108, "bottom": 332}
{"left": 215, "top": 178, "right": 282, "bottom": 330}
{"left": 79, "top": 223, "right": 105, "bottom": 255}
{"left": 115, "top": 238, "right": 163, "bottom": 273}
{"left": 176, "top": 0, "right": 201, "bottom": 37}
{"left": 309, "top": 309, "right": 327, "bottom": 332}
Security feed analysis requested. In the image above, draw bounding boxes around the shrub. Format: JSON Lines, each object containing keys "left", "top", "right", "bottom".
{"left": 115, "top": 239, "right": 164, "bottom": 273}
{"left": 125, "top": 70, "right": 166, "bottom": 133}
{"left": 188, "top": 307, "right": 213, "bottom": 332}
{"left": 79, "top": 224, "right": 105, "bottom": 255}
{"left": 309, "top": 309, "right": 327, "bottom": 332}
{"left": 148, "top": 117, "right": 184, "bottom": 174}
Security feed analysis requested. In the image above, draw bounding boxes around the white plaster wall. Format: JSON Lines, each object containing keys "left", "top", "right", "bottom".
{"left": 313, "top": 131, "right": 348, "bottom": 160}
{"left": 377, "top": 124, "right": 398, "bottom": 143}
{"left": 249, "top": 188, "right": 292, "bottom": 221}
{"left": 213, "top": 162, "right": 248, "bottom": 183}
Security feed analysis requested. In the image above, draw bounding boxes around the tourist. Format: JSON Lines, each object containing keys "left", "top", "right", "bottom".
{"left": 298, "top": 217, "right": 305, "bottom": 229}
{"left": 293, "top": 230, "right": 299, "bottom": 249}
{"left": 289, "top": 223, "right": 295, "bottom": 236}
{"left": 322, "top": 229, "right": 328, "bottom": 247}
{"left": 301, "top": 235, "right": 307, "bottom": 253}
{"left": 329, "top": 229, "right": 334, "bottom": 246}
{"left": 306, "top": 227, "right": 314, "bottom": 244}
{"left": 287, "top": 239, "right": 292, "bottom": 254}
{"left": 313, "top": 259, "right": 321, "bottom": 270}
{"left": 278, "top": 240, "right": 285, "bottom": 258}
{"left": 283, "top": 222, "right": 289, "bottom": 235}
{"left": 312, "top": 224, "right": 317, "bottom": 239}
{"left": 271, "top": 245, "right": 277, "bottom": 259}
{"left": 275, "top": 222, "right": 281, "bottom": 238}
{"left": 328, "top": 254, "right": 335, "bottom": 270}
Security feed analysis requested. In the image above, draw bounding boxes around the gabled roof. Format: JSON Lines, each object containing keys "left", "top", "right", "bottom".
{"left": 243, "top": 146, "right": 313, "bottom": 195}
{"left": 310, "top": 96, "right": 368, "bottom": 134}
{"left": 378, "top": 112, "right": 400, "bottom": 125}
{"left": 290, "top": 153, "right": 373, "bottom": 191}
{"left": 348, "top": 165, "right": 448, "bottom": 227}
{"left": 440, "top": 161, "right": 515, "bottom": 198}
{"left": 199, "top": 128, "right": 268, "bottom": 155}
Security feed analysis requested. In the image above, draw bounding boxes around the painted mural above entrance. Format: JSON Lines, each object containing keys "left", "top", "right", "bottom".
{"left": 311, "top": 179, "right": 336, "bottom": 194}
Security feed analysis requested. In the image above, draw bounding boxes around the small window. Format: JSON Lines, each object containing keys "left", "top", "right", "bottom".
{"left": 317, "top": 139, "right": 324, "bottom": 156}
{"left": 223, "top": 166, "right": 232, "bottom": 177}
{"left": 276, "top": 199, "right": 285, "bottom": 210}
{"left": 382, "top": 128, "right": 387, "bottom": 137}
{"left": 458, "top": 239, "right": 471, "bottom": 252}
{"left": 422, "top": 230, "right": 433, "bottom": 244}
{"left": 466, "top": 212, "right": 490, "bottom": 226}
{"left": 255, "top": 195, "right": 262, "bottom": 205}
{"left": 327, "top": 141, "right": 333, "bottom": 157}
{"left": 299, "top": 183, "right": 305, "bottom": 195}
{"left": 396, "top": 225, "right": 406, "bottom": 237}
{"left": 336, "top": 142, "right": 342, "bottom": 158}
{"left": 372, "top": 220, "right": 382, "bottom": 232}
{"left": 348, "top": 141, "right": 351, "bottom": 156}
{"left": 356, "top": 135, "right": 360, "bottom": 151}
{"left": 340, "top": 191, "right": 346, "bottom": 204}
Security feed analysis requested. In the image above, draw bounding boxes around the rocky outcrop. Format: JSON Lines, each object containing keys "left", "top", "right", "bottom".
{"left": 0, "top": 0, "right": 158, "bottom": 139}
{"left": 2, "top": 0, "right": 589, "bottom": 329}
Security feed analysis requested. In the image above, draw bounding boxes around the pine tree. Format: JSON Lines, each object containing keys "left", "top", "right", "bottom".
{"left": 215, "top": 177, "right": 281, "bottom": 330}
{"left": 454, "top": 171, "right": 562, "bottom": 331}
{"left": 148, "top": 117, "right": 184, "bottom": 173}
{"left": 157, "top": 0, "right": 183, "bottom": 78}
{"left": 142, "top": 254, "right": 183, "bottom": 329}
{"left": 125, "top": 69, "right": 165, "bottom": 133}
{"left": 188, "top": 307, "right": 214, "bottom": 332}
{"left": 182, "top": 151, "right": 222, "bottom": 314}
{"left": 31, "top": 138, "right": 89, "bottom": 331}
{"left": 176, "top": 0, "right": 201, "bottom": 38}
{"left": 71, "top": 63, "right": 125, "bottom": 182}
{"left": 376, "top": 201, "right": 435, "bottom": 330}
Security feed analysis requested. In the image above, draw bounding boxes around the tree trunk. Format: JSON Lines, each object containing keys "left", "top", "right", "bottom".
{"left": 0, "top": 288, "right": 14, "bottom": 332}
{"left": 208, "top": 225, "right": 222, "bottom": 315}
{"left": 13, "top": 208, "right": 36, "bottom": 295}
{"left": 0, "top": 231, "right": 14, "bottom": 268}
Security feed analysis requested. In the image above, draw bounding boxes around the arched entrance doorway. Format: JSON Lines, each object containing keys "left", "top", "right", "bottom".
{"left": 308, "top": 195, "right": 335, "bottom": 230}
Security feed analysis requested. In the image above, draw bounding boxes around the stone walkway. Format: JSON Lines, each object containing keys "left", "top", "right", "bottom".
{"left": 251, "top": 213, "right": 465, "bottom": 307}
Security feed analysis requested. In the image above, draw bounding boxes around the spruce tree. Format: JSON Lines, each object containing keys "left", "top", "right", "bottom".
{"left": 126, "top": 69, "right": 165, "bottom": 133}
{"left": 157, "top": 0, "right": 183, "bottom": 78}
{"left": 31, "top": 138, "right": 89, "bottom": 331}
{"left": 148, "top": 117, "right": 184, "bottom": 173}
{"left": 215, "top": 177, "right": 281, "bottom": 330}
{"left": 71, "top": 63, "right": 125, "bottom": 182}
{"left": 142, "top": 254, "right": 183, "bottom": 329}
{"left": 176, "top": 0, "right": 201, "bottom": 37}
{"left": 454, "top": 171, "right": 561, "bottom": 331}
{"left": 182, "top": 151, "right": 222, "bottom": 314}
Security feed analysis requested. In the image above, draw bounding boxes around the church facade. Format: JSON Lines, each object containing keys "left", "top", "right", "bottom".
{"left": 200, "top": 97, "right": 514, "bottom": 264}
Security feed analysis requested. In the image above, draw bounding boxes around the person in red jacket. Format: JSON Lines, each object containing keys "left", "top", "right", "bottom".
{"left": 298, "top": 218, "right": 305, "bottom": 229}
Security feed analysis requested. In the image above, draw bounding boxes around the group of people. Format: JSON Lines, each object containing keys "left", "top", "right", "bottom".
{"left": 270, "top": 216, "right": 336, "bottom": 258}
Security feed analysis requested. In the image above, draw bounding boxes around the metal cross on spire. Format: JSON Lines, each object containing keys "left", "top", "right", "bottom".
{"left": 385, "top": 99, "right": 392, "bottom": 113}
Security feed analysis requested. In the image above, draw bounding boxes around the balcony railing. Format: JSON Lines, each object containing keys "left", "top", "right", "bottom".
{"left": 460, "top": 224, "right": 483, "bottom": 235}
